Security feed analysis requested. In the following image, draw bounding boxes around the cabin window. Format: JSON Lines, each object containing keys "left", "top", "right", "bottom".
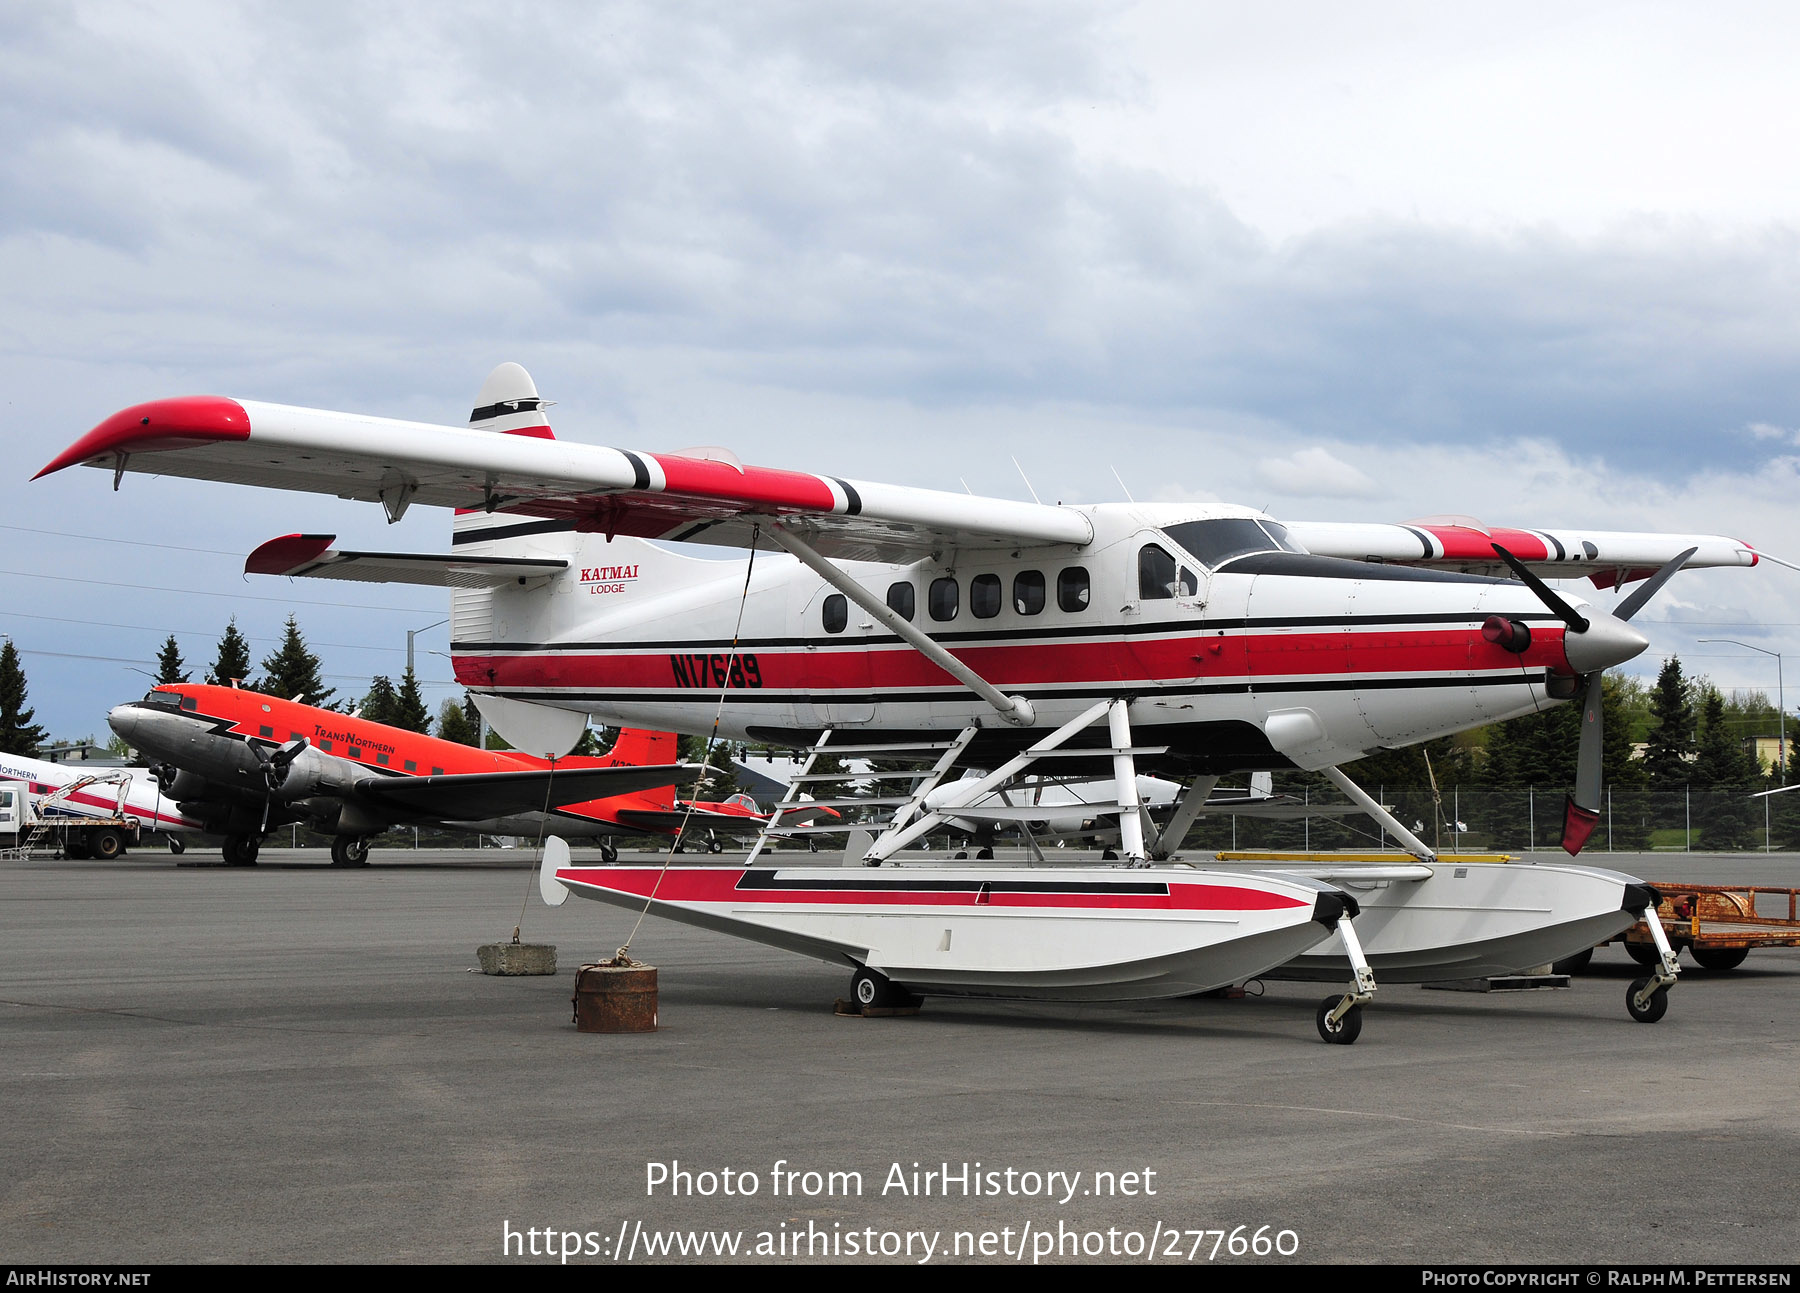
{"left": 886, "top": 581, "right": 915, "bottom": 622}
{"left": 822, "top": 593, "right": 848, "bottom": 634}
{"left": 1057, "top": 567, "right": 1090, "bottom": 613}
{"left": 431, "top": 767, "right": 444, "bottom": 776}
{"left": 970, "top": 573, "right": 1001, "bottom": 619}
{"left": 377, "top": 752, "right": 390, "bottom": 766}
{"left": 404, "top": 760, "right": 417, "bottom": 773}
{"left": 929, "top": 577, "right": 959, "bottom": 621}
{"left": 347, "top": 746, "right": 362, "bottom": 759}
{"left": 320, "top": 740, "right": 333, "bottom": 752}
{"left": 1013, "top": 570, "right": 1045, "bottom": 615}
{"left": 258, "top": 725, "right": 274, "bottom": 738}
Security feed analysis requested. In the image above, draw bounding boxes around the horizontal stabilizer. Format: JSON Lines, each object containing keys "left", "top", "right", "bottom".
{"left": 361, "top": 763, "right": 702, "bottom": 821}
{"left": 246, "top": 534, "right": 567, "bottom": 588}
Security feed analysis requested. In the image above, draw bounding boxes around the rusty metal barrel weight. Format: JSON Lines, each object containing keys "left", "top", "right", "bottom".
{"left": 571, "top": 962, "right": 659, "bottom": 1033}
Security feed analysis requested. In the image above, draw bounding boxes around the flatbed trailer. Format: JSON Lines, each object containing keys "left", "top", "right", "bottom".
{"left": 1612, "top": 883, "right": 1800, "bottom": 971}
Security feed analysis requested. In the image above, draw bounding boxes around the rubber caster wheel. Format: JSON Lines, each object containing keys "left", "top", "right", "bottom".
{"left": 168, "top": 836, "right": 186, "bottom": 855}
{"left": 707, "top": 838, "right": 723, "bottom": 854}
{"left": 1691, "top": 946, "right": 1748, "bottom": 971}
{"left": 1101, "top": 848, "right": 1119, "bottom": 861}
{"left": 851, "top": 967, "right": 919, "bottom": 1010}
{"left": 599, "top": 843, "right": 619, "bottom": 864}
{"left": 1315, "top": 998, "right": 1363, "bottom": 1045}
{"left": 1626, "top": 977, "right": 1669, "bottom": 1023}
{"left": 953, "top": 851, "right": 968, "bottom": 860}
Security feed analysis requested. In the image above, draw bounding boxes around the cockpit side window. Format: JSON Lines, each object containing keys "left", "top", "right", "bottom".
{"left": 1163, "top": 519, "right": 1304, "bottom": 570}
{"left": 1139, "top": 544, "right": 1178, "bottom": 600}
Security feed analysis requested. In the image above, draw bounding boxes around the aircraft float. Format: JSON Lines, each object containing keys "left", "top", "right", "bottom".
{"left": 43, "top": 364, "right": 1761, "bottom": 1039}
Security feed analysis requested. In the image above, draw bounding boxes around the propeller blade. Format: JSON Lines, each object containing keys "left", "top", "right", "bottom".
{"left": 1611, "top": 546, "right": 1697, "bottom": 623}
{"left": 1491, "top": 544, "right": 1588, "bottom": 632}
{"left": 1560, "top": 671, "right": 1606, "bottom": 856}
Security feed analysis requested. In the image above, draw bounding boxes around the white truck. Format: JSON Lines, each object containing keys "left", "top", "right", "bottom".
{"left": 0, "top": 754, "right": 199, "bottom": 859}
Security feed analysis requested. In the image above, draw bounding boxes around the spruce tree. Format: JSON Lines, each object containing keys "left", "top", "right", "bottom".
{"left": 1641, "top": 658, "right": 1695, "bottom": 790}
{"left": 206, "top": 618, "right": 256, "bottom": 689}
{"left": 391, "top": 668, "right": 431, "bottom": 734}
{"left": 0, "top": 640, "right": 48, "bottom": 756}
{"left": 155, "top": 635, "right": 189, "bottom": 685}
{"left": 436, "top": 698, "right": 479, "bottom": 746}
{"left": 1696, "top": 688, "right": 1758, "bottom": 848}
{"left": 359, "top": 676, "right": 400, "bottom": 726}
{"left": 259, "top": 616, "right": 334, "bottom": 708}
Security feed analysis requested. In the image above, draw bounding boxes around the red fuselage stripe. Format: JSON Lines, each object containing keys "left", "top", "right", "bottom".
{"left": 559, "top": 868, "right": 1307, "bottom": 911}
{"left": 457, "top": 626, "right": 1570, "bottom": 692}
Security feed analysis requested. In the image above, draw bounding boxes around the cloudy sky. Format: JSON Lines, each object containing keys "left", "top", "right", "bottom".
{"left": 6, "top": 1, "right": 1800, "bottom": 739}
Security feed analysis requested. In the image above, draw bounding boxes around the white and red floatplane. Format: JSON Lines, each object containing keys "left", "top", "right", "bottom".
{"left": 38, "top": 362, "right": 1723, "bottom": 1039}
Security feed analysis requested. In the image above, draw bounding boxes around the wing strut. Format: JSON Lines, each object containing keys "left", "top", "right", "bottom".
{"left": 1318, "top": 766, "right": 1438, "bottom": 863}
{"left": 768, "top": 523, "right": 1036, "bottom": 727}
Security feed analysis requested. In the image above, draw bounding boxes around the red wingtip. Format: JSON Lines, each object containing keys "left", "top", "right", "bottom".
{"left": 245, "top": 534, "right": 337, "bottom": 576}
{"left": 35, "top": 396, "right": 252, "bottom": 480}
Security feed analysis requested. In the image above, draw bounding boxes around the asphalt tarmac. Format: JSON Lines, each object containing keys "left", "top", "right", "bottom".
{"left": 3, "top": 845, "right": 1797, "bottom": 1266}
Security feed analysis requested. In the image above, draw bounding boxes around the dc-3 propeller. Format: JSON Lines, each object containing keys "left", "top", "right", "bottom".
{"left": 250, "top": 738, "right": 310, "bottom": 832}
{"left": 1490, "top": 542, "right": 1696, "bottom": 855}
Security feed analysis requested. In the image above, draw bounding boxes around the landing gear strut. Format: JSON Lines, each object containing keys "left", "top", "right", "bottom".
{"left": 1316, "top": 911, "right": 1376, "bottom": 1046}
{"left": 1625, "top": 893, "right": 1680, "bottom": 1023}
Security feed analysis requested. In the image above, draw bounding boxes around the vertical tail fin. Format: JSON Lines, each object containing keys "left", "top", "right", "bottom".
{"left": 467, "top": 362, "right": 555, "bottom": 439}
{"left": 604, "top": 729, "right": 680, "bottom": 810}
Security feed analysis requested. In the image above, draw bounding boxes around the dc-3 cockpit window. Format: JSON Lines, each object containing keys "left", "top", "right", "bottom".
{"left": 1137, "top": 544, "right": 1198, "bottom": 600}
{"left": 1162, "top": 518, "right": 1304, "bottom": 571}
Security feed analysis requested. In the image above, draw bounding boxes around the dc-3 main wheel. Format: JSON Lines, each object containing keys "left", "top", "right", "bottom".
{"left": 1626, "top": 976, "right": 1670, "bottom": 1023}
{"left": 851, "top": 967, "right": 919, "bottom": 1011}
{"left": 330, "top": 836, "right": 370, "bottom": 866}
{"left": 222, "top": 834, "right": 259, "bottom": 866}
{"left": 1315, "top": 998, "right": 1363, "bottom": 1045}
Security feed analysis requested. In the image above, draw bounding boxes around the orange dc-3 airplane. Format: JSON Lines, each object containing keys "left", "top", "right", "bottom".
{"left": 105, "top": 683, "right": 794, "bottom": 865}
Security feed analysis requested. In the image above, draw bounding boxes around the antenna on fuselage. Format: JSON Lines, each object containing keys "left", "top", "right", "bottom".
{"left": 1110, "top": 466, "right": 1135, "bottom": 503}
{"left": 1012, "top": 457, "right": 1043, "bottom": 505}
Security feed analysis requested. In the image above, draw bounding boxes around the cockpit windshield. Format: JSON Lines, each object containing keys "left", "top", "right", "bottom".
{"left": 1162, "top": 519, "right": 1305, "bottom": 570}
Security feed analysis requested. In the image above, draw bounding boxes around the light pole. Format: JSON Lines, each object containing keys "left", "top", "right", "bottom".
{"left": 1698, "top": 639, "right": 1786, "bottom": 785}
{"left": 407, "top": 618, "right": 449, "bottom": 678}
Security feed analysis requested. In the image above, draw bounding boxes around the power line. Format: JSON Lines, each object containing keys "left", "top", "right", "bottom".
{"left": 0, "top": 568, "right": 437, "bottom": 613}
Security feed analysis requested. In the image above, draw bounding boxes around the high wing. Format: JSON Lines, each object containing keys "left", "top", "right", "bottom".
{"left": 1285, "top": 518, "right": 1756, "bottom": 585}
{"left": 37, "top": 396, "right": 1093, "bottom": 562}
{"left": 355, "top": 763, "right": 702, "bottom": 821}
{"left": 42, "top": 394, "right": 1761, "bottom": 579}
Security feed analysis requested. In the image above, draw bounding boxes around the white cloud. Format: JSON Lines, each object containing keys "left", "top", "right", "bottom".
{"left": 1253, "top": 446, "right": 1379, "bottom": 499}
